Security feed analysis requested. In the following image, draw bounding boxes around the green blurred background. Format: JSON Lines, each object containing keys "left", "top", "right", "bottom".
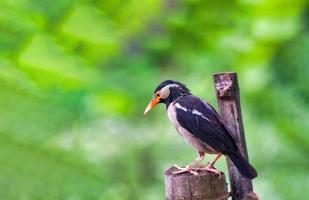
{"left": 0, "top": 0, "right": 308, "bottom": 199}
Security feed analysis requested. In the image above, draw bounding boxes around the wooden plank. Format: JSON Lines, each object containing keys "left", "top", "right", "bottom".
{"left": 213, "top": 72, "right": 257, "bottom": 200}
{"left": 164, "top": 166, "right": 228, "bottom": 200}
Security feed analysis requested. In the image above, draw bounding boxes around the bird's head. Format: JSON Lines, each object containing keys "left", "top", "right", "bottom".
{"left": 144, "top": 80, "right": 190, "bottom": 115}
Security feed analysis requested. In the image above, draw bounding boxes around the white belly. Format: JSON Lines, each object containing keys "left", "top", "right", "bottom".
{"left": 167, "top": 103, "right": 217, "bottom": 154}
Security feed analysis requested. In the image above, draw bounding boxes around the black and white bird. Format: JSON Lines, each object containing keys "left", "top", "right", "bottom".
{"left": 144, "top": 80, "right": 257, "bottom": 179}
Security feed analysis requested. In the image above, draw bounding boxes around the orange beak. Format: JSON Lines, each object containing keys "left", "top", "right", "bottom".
{"left": 144, "top": 96, "right": 160, "bottom": 115}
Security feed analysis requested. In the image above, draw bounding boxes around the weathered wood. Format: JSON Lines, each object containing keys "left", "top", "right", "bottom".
{"left": 164, "top": 166, "right": 228, "bottom": 200}
{"left": 213, "top": 72, "right": 255, "bottom": 200}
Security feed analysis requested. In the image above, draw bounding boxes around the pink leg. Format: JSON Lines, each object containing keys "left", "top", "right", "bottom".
{"left": 197, "top": 154, "right": 222, "bottom": 175}
{"left": 173, "top": 151, "right": 205, "bottom": 176}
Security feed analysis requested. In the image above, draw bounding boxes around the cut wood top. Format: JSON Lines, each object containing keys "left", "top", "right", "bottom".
{"left": 165, "top": 166, "right": 229, "bottom": 200}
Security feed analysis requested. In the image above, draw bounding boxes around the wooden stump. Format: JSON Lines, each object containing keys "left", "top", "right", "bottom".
{"left": 164, "top": 166, "right": 229, "bottom": 200}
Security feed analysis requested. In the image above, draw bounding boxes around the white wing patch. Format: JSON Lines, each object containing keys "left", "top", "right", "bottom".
{"left": 175, "top": 103, "right": 211, "bottom": 122}
{"left": 175, "top": 103, "right": 187, "bottom": 111}
{"left": 192, "top": 109, "right": 211, "bottom": 122}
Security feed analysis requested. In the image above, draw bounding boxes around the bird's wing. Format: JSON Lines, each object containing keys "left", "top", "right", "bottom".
{"left": 175, "top": 95, "right": 237, "bottom": 153}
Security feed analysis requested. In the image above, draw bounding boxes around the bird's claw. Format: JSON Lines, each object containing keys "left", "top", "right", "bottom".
{"left": 196, "top": 164, "right": 221, "bottom": 177}
{"left": 173, "top": 164, "right": 199, "bottom": 176}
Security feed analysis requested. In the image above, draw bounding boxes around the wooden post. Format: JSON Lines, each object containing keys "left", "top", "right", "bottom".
{"left": 213, "top": 72, "right": 257, "bottom": 200}
{"left": 164, "top": 166, "right": 229, "bottom": 200}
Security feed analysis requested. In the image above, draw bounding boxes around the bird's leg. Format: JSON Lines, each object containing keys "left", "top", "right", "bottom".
{"left": 173, "top": 151, "right": 205, "bottom": 176}
{"left": 197, "top": 153, "right": 222, "bottom": 175}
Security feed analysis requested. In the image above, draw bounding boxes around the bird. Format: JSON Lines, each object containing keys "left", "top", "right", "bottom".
{"left": 144, "top": 80, "right": 257, "bottom": 179}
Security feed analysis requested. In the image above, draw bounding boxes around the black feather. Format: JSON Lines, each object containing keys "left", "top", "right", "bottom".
{"left": 228, "top": 152, "right": 258, "bottom": 179}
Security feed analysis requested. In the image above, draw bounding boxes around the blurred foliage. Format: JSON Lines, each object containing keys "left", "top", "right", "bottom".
{"left": 0, "top": 0, "right": 308, "bottom": 199}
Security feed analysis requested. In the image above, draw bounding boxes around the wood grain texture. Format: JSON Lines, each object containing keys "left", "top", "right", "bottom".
{"left": 213, "top": 72, "right": 255, "bottom": 200}
{"left": 164, "top": 166, "right": 228, "bottom": 200}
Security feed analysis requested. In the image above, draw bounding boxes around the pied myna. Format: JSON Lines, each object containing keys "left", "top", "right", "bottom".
{"left": 144, "top": 80, "right": 257, "bottom": 179}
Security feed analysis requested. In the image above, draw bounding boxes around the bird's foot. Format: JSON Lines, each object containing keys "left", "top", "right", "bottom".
{"left": 196, "top": 164, "right": 221, "bottom": 176}
{"left": 173, "top": 164, "right": 199, "bottom": 176}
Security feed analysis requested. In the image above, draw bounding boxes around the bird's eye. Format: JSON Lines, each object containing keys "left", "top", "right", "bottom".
{"left": 156, "top": 93, "right": 160, "bottom": 97}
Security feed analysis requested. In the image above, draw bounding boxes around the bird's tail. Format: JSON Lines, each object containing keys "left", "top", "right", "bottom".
{"left": 228, "top": 152, "right": 257, "bottom": 179}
